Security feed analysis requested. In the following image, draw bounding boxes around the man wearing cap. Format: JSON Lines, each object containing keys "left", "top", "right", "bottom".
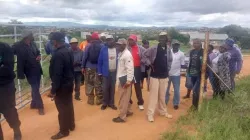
{"left": 98, "top": 35, "right": 118, "bottom": 110}
{"left": 127, "top": 34, "right": 146, "bottom": 110}
{"left": 49, "top": 32, "right": 75, "bottom": 139}
{"left": 224, "top": 38, "right": 243, "bottom": 90}
{"left": 143, "top": 32, "right": 173, "bottom": 122}
{"left": 82, "top": 32, "right": 104, "bottom": 105}
{"left": 165, "top": 40, "right": 185, "bottom": 110}
{"left": 113, "top": 38, "right": 134, "bottom": 123}
{"left": 69, "top": 38, "right": 83, "bottom": 101}
{"left": 13, "top": 30, "right": 44, "bottom": 115}
{"left": 0, "top": 42, "right": 22, "bottom": 140}
{"left": 79, "top": 34, "right": 91, "bottom": 51}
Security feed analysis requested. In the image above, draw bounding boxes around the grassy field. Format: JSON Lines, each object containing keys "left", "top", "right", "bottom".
{"left": 161, "top": 76, "right": 250, "bottom": 140}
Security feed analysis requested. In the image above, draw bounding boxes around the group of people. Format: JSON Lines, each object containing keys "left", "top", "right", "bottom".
{"left": 0, "top": 29, "right": 243, "bottom": 140}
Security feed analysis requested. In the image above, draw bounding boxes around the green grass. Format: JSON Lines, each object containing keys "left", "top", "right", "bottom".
{"left": 241, "top": 49, "right": 250, "bottom": 55}
{"left": 161, "top": 76, "right": 250, "bottom": 140}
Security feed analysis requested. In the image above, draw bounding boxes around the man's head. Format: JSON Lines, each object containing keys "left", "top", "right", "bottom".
{"left": 208, "top": 44, "right": 214, "bottom": 53}
{"left": 128, "top": 34, "right": 137, "bottom": 46}
{"left": 142, "top": 39, "right": 149, "bottom": 49}
{"left": 86, "top": 35, "right": 91, "bottom": 43}
{"left": 158, "top": 32, "right": 168, "bottom": 46}
{"left": 21, "top": 30, "right": 34, "bottom": 45}
{"left": 106, "top": 35, "right": 115, "bottom": 48}
{"left": 224, "top": 38, "right": 234, "bottom": 50}
{"left": 50, "top": 32, "right": 65, "bottom": 48}
{"left": 60, "top": 29, "right": 67, "bottom": 36}
{"left": 172, "top": 39, "right": 180, "bottom": 52}
{"left": 219, "top": 45, "right": 227, "bottom": 53}
{"left": 116, "top": 38, "right": 127, "bottom": 52}
{"left": 91, "top": 32, "right": 100, "bottom": 41}
{"left": 70, "top": 38, "right": 78, "bottom": 50}
{"left": 193, "top": 39, "right": 202, "bottom": 50}
{"left": 100, "top": 33, "right": 107, "bottom": 42}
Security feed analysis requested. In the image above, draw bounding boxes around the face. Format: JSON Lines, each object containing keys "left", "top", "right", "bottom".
{"left": 70, "top": 43, "right": 78, "bottom": 49}
{"left": 128, "top": 39, "right": 136, "bottom": 46}
{"left": 158, "top": 35, "right": 168, "bottom": 45}
{"left": 143, "top": 44, "right": 149, "bottom": 49}
{"left": 172, "top": 44, "right": 180, "bottom": 51}
{"left": 219, "top": 46, "right": 227, "bottom": 53}
{"left": 208, "top": 45, "right": 214, "bottom": 53}
{"left": 100, "top": 36, "right": 106, "bottom": 42}
{"left": 106, "top": 38, "right": 115, "bottom": 48}
{"left": 193, "top": 39, "right": 202, "bottom": 50}
{"left": 116, "top": 44, "right": 126, "bottom": 52}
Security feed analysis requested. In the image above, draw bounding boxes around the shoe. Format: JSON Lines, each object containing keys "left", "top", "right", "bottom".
{"left": 183, "top": 95, "right": 190, "bottom": 99}
{"left": 148, "top": 116, "right": 154, "bottom": 122}
{"left": 138, "top": 105, "right": 144, "bottom": 110}
{"left": 70, "top": 126, "right": 75, "bottom": 131}
{"left": 112, "top": 117, "right": 125, "bottom": 123}
{"left": 101, "top": 105, "right": 107, "bottom": 110}
{"left": 127, "top": 112, "right": 134, "bottom": 117}
{"left": 108, "top": 105, "right": 118, "bottom": 110}
{"left": 162, "top": 113, "right": 173, "bottom": 119}
{"left": 51, "top": 132, "right": 69, "bottom": 140}
{"left": 38, "top": 109, "right": 45, "bottom": 115}
{"left": 174, "top": 105, "right": 179, "bottom": 110}
{"left": 95, "top": 98, "right": 102, "bottom": 106}
{"left": 75, "top": 97, "right": 82, "bottom": 101}
{"left": 87, "top": 96, "right": 94, "bottom": 105}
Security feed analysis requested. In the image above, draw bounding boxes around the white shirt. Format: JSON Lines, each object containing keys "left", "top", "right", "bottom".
{"left": 212, "top": 53, "right": 222, "bottom": 73}
{"left": 169, "top": 50, "right": 185, "bottom": 76}
{"left": 108, "top": 48, "right": 117, "bottom": 71}
{"left": 117, "top": 49, "right": 134, "bottom": 82}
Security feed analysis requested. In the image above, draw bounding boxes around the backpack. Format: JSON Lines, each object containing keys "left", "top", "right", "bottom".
{"left": 88, "top": 42, "right": 102, "bottom": 64}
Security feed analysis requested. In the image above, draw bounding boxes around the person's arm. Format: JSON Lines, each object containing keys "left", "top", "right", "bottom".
{"left": 235, "top": 49, "right": 243, "bottom": 74}
{"left": 0, "top": 43, "right": 14, "bottom": 77}
{"left": 82, "top": 45, "right": 89, "bottom": 69}
{"left": 13, "top": 44, "right": 25, "bottom": 79}
{"left": 167, "top": 47, "right": 173, "bottom": 71}
{"left": 180, "top": 53, "right": 186, "bottom": 69}
{"left": 51, "top": 53, "right": 64, "bottom": 95}
{"left": 142, "top": 47, "right": 152, "bottom": 66}
{"left": 97, "top": 48, "right": 104, "bottom": 75}
{"left": 125, "top": 53, "right": 134, "bottom": 82}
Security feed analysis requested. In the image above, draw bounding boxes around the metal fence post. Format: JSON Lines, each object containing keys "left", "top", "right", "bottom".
{"left": 199, "top": 31, "right": 209, "bottom": 107}
{"left": 39, "top": 27, "right": 44, "bottom": 89}
{"left": 14, "top": 25, "right": 22, "bottom": 106}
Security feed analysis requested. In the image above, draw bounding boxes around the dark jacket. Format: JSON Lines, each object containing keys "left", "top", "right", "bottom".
{"left": 0, "top": 42, "right": 16, "bottom": 85}
{"left": 13, "top": 41, "right": 43, "bottom": 79}
{"left": 49, "top": 45, "right": 74, "bottom": 95}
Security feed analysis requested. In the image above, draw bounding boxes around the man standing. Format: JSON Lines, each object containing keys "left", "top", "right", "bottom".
{"left": 165, "top": 40, "right": 185, "bottom": 110}
{"left": 69, "top": 38, "right": 83, "bottom": 101}
{"left": 113, "top": 38, "right": 134, "bottom": 123}
{"left": 82, "top": 32, "right": 104, "bottom": 105}
{"left": 224, "top": 38, "right": 242, "bottom": 90}
{"left": 79, "top": 34, "right": 91, "bottom": 51}
{"left": 49, "top": 32, "right": 75, "bottom": 139}
{"left": 98, "top": 35, "right": 118, "bottom": 110}
{"left": 187, "top": 39, "right": 203, "bottom": 110}
{"left": 13, "top": 30, "right": 44, "bottom": 115}
{"left": 127, "top": 34, "right": 145, "bottom": 110}
{"left": 143, "top": 32, "right": 173, "bottom": 122}
{"left": 0, "top": 42, "right": 22, "bottom": 140}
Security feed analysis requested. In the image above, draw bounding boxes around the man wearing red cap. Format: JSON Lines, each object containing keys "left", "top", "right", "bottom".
{"left": 82, "top": 32, "right": 104, "bottom": 105}
{"left": 127, "top": 34, "right": 146, "bottom": 110}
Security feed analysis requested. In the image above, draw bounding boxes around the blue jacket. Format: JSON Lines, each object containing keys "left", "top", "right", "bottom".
{"left": 97, "top": 46, "right": 118, "bottom": 77}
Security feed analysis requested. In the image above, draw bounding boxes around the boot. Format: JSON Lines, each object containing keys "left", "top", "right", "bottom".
{"left": 87, "top": 96, "right": 94, "bottom": 105}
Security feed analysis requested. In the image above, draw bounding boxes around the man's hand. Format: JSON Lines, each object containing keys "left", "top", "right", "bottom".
{"left": 149, "top": 65, "right": 154, "bottom": 72}
{"left": 50, "top": 93, "right": 56, "bottom": 101}
{"left": 123, "top": 81, "right": 131, "bottom": 89}
{"left": 81, "top": 69, "right": 85, "bottom": 74}
{"left": 36, "top": 55, "right": 41, "bottom": 61}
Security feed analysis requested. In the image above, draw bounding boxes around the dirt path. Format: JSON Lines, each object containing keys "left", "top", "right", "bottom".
{"left": 2, "top": 56, "right": 250, "bottom": 140}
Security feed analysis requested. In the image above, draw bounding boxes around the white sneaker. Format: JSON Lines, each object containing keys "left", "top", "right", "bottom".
{"left": 138, "top": 105, "right": 144, "bottom": 110}
{"left": 165, "top": 113, "right": 173, "bottom": 119}
{"left": 148, "top": 116, "right": 154, "bottom": 122}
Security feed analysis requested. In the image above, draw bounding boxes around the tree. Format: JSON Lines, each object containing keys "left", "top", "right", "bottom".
{"left": 167, "top": 27, "right": 190, "bottom": 45}
{"left": 8, "top": 19, "right": 23, "bottom": 24}
{"left": 218, "top": 25, "right": 248, "bottom": 42}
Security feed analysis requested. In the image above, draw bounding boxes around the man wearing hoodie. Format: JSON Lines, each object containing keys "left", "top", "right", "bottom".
{"left": 82, "top": 32, "right": 104, "bottom": 105}
{"left": 224, "top": 38, "right": 243, "bottom": 90}
{"left": 127, "top": 34, "right": 146, "bottom": 110}
{"left": 0, "top": 42, "right": 22, "bottom": 140}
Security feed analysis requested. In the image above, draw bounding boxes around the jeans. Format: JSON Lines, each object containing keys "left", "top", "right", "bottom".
{"left": 74, "top": 71, "right": 82, "bottom": 98}
{"left": 165, "top": 76, "right": 181, "bottom": 106}
{"left": 191, "top": 76, "right": 201, "bottom": 109}
{"left": 27, "top": 75, "right": 44, "bottom": 109}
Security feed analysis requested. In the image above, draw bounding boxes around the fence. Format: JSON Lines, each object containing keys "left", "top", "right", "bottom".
{"left": 0, "top": 24, "right": 54, "bottom": 122}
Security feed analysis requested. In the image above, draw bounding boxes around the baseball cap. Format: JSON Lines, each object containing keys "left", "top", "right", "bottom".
{"left": 70, "top": 38, "right": 78, "bottom": 44}
{"left": 106, "top": 35, "right": 114, "bottom": 39}
{"left": 159, "top": 32, "right": 168, "bottom": 36}
{"left": 91, "top": 32, "right": 99, "bottom": 40}
{"left": 116, "top": 38, "right": 127, "bottom": 45}
{"left": 50, "top": 32, "right": 65, "bottom": 42}
{"left": 128, "top": 34, "right": 137, "bottom": 42}
{"left": 225, "top": 38, "right": 235, "bottom": 47}
{"left": 172, "top": 39, "right": 180, "bottom": 45}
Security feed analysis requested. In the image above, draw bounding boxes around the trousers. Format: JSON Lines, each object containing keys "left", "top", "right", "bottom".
{"left": 130, "top": 67, "right": 144, "bottom": 105}
{"left": 54, "top": 83, "right": 75, "bottom": 135}
{"left": 85, "top": 68, "right": 103, "bottom": 99}
{"left": 102, "top": 71, "right": 116, "bottom": 106}
{"left": 191, "top": 76, "right": 201, "bottom": 109}
{"left": 74, "top": 71, "right": 82, "bottom": 98}
{"left": 118, "top": 85, "right": 132, "bottom": 120}
{"left": 165, "top": 76, "right": 181, "bottom": 106}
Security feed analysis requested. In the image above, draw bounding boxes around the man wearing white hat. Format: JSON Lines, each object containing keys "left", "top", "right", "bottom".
{"left": 143, "top": 32, "right": 173, "bottom": 122}
{"left": 98, "top": 35, "right": 118, "bottom": 110}
{"left": 69, "top": 38, "right": 83, "bottom": 101}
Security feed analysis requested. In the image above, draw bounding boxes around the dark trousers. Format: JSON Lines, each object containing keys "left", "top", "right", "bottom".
{"left": 81, "top": 73, "right": 85, "bottom": 85}
{"left": 130, "top": 67, "right": 144, "bottom": 105}
{"left": 102, "top": 71, "right": 116, "bottom": 106}
{"left": 54, "top": 84, "right": 75, "bottom": 135}
{"left": 0, "top": 82, "right": 21, "bottom": 140}
{"left": 27, "top": 75, "right": 43, "bottom": 109}
{"left": 74, "top": 71, "right": 82, "bottom": 98}
{"left": 230, "top": 72, "right": 236, "bottom": 91}
{"left": 191, "top": 76, "right": 201, "bottom": 109}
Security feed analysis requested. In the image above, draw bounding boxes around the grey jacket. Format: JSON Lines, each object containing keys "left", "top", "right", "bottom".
{"left": 127, "top": 45, "right": 147, "bottom": 72}
{"left": 69, "top": 48, "right": 83, "bottom": 72}
{"left": 142, "top": 46, "right": 173, "bottom": 72}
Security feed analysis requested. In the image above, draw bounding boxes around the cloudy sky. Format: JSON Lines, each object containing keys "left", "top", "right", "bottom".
{"left": 0, "top": 0, "right": 250, "bottom": 27}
